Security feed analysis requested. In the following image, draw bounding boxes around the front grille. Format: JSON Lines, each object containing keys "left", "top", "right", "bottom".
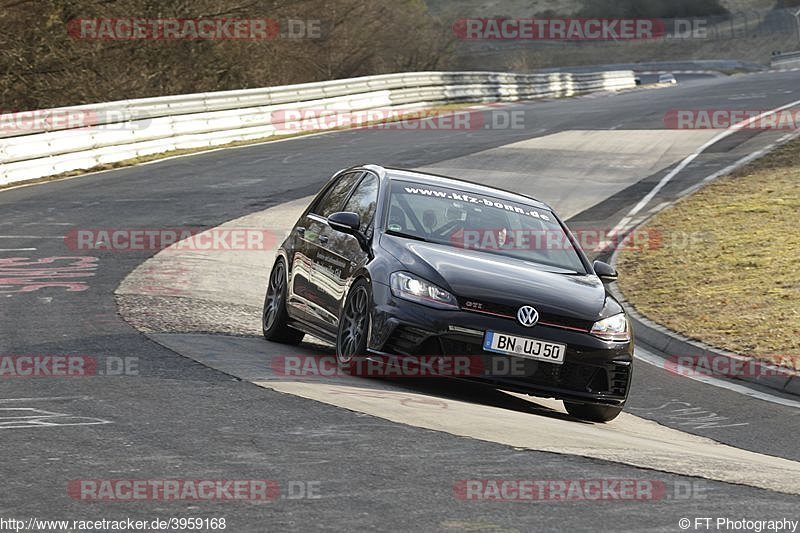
{"left": 461, "top": 300, "right": 592, "bottom": 332}
{"left": 439, "top": 337, "right": 484, "bottom": 356}
{"left": 537, "top": 313, "right": 593, "bottom": 332}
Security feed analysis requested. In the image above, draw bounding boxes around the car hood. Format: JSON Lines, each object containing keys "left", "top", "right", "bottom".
{"left": 380, "top": 234, "right": 617, "bottom": 322}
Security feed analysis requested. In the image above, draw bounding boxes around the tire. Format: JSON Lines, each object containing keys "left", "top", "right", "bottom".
{"left": 336, "top": 279, "right": 371, "bottom": 372}
{"left": 564, "top": 402, "right": 623, "bottom": 423}
{"left": 262, "top": 258, "right": 304, "bottom": 345}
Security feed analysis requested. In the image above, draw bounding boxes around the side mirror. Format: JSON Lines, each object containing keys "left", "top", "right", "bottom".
{"left": 328, "top": 211, "right": 361, "bottom": 234}
{"left": 593, "top": 260, "right": 618, "bottom": 283}
{"left": 328, "top": 211, "right": 370, "bottom": 253}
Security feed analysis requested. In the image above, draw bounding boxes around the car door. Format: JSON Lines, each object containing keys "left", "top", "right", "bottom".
{"left": 312, "top": 172, "right": 379, "bottom": 330}
{"left": 289, "top": 171, "right": 364, "bottom": 329}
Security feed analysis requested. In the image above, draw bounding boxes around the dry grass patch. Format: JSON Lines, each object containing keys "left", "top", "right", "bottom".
{"left": 617, "top": 137, "right": 800, "bottom": 370}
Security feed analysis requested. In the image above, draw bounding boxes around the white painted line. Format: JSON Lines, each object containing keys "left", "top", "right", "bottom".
{"left": 0, "top": 248, "right": 37, "bottom": 252}
{"left": 647, "top": 201, "right": 671, "bottom": 215}
{"left": 601, "top": 97, "right": 800, "bottom": 245}
{"left": 676, "top": 147, "right": 770, "bottom": 198}
{"left": 635, "top": 346, "right": 800, "bottom": 410}
{"left": 667, "top": 128, "right": 800, "bottom": 210}
{"left": 0, "top": 396, "right": 92, "bottom": 403}
{"left": 609, "top": 134, "right": 799, "bottom": 246}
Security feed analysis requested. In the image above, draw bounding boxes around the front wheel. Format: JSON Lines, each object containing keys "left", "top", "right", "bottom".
{"left": 564, "top": 402, "right": 623, "bottom": 423}
{"left": 336, "top": 279, "right": 371, "bottom": 371}
{"left": 262, "top": 258, "right": 304, "bottom": 345}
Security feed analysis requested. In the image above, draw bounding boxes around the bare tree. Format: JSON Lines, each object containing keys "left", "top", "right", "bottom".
{"left": 0, "top": 0, "right": 454, "bottom": 110}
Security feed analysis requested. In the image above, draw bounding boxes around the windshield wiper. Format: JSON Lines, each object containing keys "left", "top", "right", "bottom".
{"left": 385, "top": 229, "right": 431, "bottom": 243}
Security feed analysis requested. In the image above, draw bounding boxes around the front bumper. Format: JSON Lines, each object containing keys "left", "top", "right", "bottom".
{"left": 369, "top": 282, "right": 633, "bottom": 405}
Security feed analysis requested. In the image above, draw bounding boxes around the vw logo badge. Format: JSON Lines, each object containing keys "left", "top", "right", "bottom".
{"left": 517, "top": 306, "right": 539, "bottom": 327}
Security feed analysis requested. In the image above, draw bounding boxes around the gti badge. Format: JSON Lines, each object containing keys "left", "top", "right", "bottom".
{"left": 517, "top": 306, "right": 539, "bottom": 327}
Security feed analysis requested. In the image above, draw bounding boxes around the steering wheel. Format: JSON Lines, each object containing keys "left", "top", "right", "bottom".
{"left": 431, "top": 218, "right": 464, "bottom": 239}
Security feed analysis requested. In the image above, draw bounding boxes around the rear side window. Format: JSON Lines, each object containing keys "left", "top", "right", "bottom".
{"left": 313, "top": 172, "right": 363, "bottom": 217}
{"left": 343, "top": 173, "right": 379, "bottom": 234}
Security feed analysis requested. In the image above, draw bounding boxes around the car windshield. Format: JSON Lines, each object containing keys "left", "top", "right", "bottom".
{"left": 386, "top": 179, "right": 587, "bottom": 274}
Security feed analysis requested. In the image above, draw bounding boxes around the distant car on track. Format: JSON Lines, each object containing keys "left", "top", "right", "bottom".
{"left": 658, "top": 73, "right": 678, "bottom": 85}
{"left": 262, "top": 165, "right": 633, "bottom": 422}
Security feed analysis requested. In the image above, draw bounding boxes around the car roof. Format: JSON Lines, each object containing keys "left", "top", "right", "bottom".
{"left": 356, "top": 165, "right": 553, "bottom": 212}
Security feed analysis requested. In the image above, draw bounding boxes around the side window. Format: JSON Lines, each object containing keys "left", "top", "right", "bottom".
{"left": 343, "top": 174, "right": 379, "bottom": 235}
{"left": 312, "top": 172, "right": 363, "bottom": 217}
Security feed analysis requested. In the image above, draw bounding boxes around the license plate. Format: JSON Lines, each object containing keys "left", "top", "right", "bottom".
{"left": 483, "top": 331, "right": 566, "bottom": 364}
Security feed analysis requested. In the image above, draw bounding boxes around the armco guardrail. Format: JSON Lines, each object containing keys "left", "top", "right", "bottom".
{"left": 0, "top": 70, "right": 634, "bottom": 187}
{"left": 771, "top": 51, "right": 800, "bottom": 68}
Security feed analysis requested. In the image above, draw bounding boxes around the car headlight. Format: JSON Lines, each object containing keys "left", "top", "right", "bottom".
{"left": 590, "top": 313, "right": 630, "bottom": 342}
{"left": 390, "top": 272, "right": 458, "bottom": 310}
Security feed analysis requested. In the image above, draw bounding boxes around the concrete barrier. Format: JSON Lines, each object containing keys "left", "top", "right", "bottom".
{"left": 0, "top": 70, "right": 635, "bottom": 187}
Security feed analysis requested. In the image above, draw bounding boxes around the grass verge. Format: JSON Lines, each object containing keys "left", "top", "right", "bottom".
{"left": 617, "top": 136, "right": 800, "bottom": 370}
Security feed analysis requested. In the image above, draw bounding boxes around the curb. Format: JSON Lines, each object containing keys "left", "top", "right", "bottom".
{"left": 608, "top": 281, "right": 800, "bottom": 397}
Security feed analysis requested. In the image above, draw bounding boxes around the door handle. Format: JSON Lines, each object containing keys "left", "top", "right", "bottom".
{"left": 318, "top": 235, "right": 329, "bottom": 244}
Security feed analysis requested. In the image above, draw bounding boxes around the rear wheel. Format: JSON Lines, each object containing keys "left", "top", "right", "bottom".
{"left": 336, "top": 279, "right": 371, "bottom": 372}
{"left": 262, "top": 259, "right": 304, "bottom": 345}
{"left": 564, "top": 402, "right": 623, "bottom": 423}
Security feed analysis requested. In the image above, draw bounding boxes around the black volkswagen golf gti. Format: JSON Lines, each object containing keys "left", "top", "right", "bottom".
{"left": 262, "top": 164, "right": 633, "bottom": 422}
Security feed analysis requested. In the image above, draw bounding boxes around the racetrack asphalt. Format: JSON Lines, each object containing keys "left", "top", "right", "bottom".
{"left": 1, "top": 71, "right": 799, "bottom": 531}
